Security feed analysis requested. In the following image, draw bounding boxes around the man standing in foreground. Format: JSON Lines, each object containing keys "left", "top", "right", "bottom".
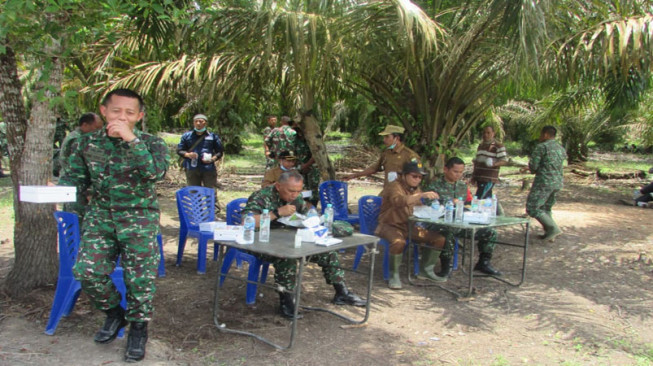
{"left": 522, "top": 125, "right": 566, "bottom": 241}
{"left": 242, "top": 171, "right": 366, "bottom": 318}
{"left": 59, "top": 89, "right": 169, "bottom": 362}
{"left": 58, "top": 112, "right": 104, "bottom": 220}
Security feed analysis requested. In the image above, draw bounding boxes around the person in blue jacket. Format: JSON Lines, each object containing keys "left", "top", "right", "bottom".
{"left": 177, "top": 114, "right": 224, "bottom": 188}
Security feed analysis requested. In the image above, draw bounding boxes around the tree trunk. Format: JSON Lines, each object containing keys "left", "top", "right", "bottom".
{"left": 0, "top": 45, "right": 60, "bottom": 296}
{"left": 300, "top": 93, "right": 335, "bottom": 180}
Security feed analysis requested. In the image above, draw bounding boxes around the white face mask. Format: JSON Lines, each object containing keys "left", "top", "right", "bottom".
{"left": 387, "top": 143, "right": 396, "bottom": 150}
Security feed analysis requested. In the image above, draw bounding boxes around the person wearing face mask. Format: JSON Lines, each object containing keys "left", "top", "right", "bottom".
{"left": 176, "top": 114, "right": 224, "bottom": 188}
{"left": 261, "top": 150, "right": 298, "bottom": 187}
{"left": 343, "top": 125, "right": 420, "bottom": 187}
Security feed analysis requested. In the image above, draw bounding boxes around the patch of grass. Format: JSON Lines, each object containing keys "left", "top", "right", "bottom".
{"left": 584, "top": 160, "right": 651, "bottom": 175}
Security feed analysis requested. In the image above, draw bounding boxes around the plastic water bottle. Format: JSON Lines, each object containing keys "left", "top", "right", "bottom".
{"left": 324, "top": 204, "right": 335, "bottom": 235}
{"left": 471, "top": 196, "right": 479, "bottom": 213}
{"left": 455, "top": 197, "right": 464, "bottom": 222}
{"left": 483, "top": 198, "right": 493, "bottom": 216}
{"left": 444, "top": 200, "right": 454, "bottom": 223}
{"left": 430, "top": 200, "right": 440, "bottom": 220}
{"left": 243, "top": 212, "right": 255, "bottom": 244}
{"left": 191, "top": 156, "right": 198, "bottom": 168}
{"left": 259, "top": 209, "right": 270, "bottom": 243}
{"left": 491, "top": 194, "right": 498, "bottom": 218}
{"left": 307, "top": 207, "right": 319, "bottom": 218}
{"left": 633, "top": 189, "right": 642, "bottom": 200}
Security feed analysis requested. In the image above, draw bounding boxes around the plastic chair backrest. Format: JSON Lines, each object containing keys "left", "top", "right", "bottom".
{"left": 358, "top": 195, "right": 382, "bottom": 235}
{"left": 226, "top": 198, "right": 248, "bottom": 225}
{"left": 53, "top": 211, "right": 81, "bottom": 279}
{"left": 319, "top": 180, "right": 349, "bottom": 217}
{"left": 176, "top": 186, "right": 215, "bottom": 229}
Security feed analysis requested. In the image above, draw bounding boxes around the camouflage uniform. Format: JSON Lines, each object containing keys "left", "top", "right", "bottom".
{"left": 526, "top": 139, "right": 566, "bottom": 219}
{"left": 264, "top": 125, "right": 296, "bottom": 167}
{"left": 59, "top": 129, "right": 169, "bottom": 322}
{"left": 263, "top": 126, "right": 275, "bottom": 170}
{"left": 241, "top": 185, "right": 345, "bottom": 290}
{"left": 424, "top": 177, "right": 496, "bottom": 259}
{"left": 295, "top": 136, "right": 320, "bottom": 204}
{"left": 59, "top": 128, "right": 88, "bottom": 220}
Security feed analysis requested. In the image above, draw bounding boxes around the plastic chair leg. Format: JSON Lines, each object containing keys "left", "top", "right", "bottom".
{"left": 453, "top": 238, "right": 459, "bottom": 270}
{"left": 219, "top": 248, "right": 238, "bottom": 287}
{"left": 157, "top": 233, "right": 166, "bottom": 277}
{"left": 44, "top": 280, "right": 81, "bottom": 335}
{"left": 245, "top": 261, "right": 262, "bottom": 305}
{"left": 197, "top": 236, "right": 209, "bottom": 274}
{"left": 176, "top": 229, "right": 188, "bottom": 266}
{"left": 352, "top": 245, "right": 365, "bottom": 271}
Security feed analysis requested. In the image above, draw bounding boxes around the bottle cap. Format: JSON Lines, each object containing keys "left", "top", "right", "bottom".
{"left": 327, "top": 203, "right": 332, "bottom": 208}
{"left": 262, "top": 209, "right": 269, "bottom": 213}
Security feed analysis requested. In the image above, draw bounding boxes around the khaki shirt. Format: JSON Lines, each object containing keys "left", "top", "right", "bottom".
{"left": 368, "top": 143, "right": 420, "bottom": 186}
{"left": 376, "top": 179, "right": 423, "bottom": 236}
{"left": 262, "top": 166, "right": 283, "bottom": 187}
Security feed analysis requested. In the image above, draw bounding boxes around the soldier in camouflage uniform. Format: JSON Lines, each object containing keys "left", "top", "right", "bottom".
{"left": 424, "top": 157, "right": 501, "bottom": 281}
{"left": 263, "top": 115, "right": 277, "bottom": 170}
{"left": 264, "top": 115, "right": 296, "bottom": 168}
{"left": 294, "top": 126, "right": 320, "bottom": 206}
{"left": 59, "top": 112, "right": 104, "bottom": 221}
{"left": 242, "top": 170, "right": 366, "bottom": 318}
{"left": 523, "top": 125, "right": 566, "bottom": 241}
{"left": 58, "top": 89, "right": 169, "bottom": 363}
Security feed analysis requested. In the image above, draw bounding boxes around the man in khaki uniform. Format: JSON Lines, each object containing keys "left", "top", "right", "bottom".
{"left": 375, "top": 161, "right": 445, "bottom": 289}
{"left": 262, "top": 150, "right": 298, "bottom": 188}
{"left": 344, "top": 125, "right": 420, "bottom": 187}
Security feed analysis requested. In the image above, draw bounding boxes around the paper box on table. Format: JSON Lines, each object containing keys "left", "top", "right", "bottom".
{"left": 19, "top": 186, "right": 76, "bottom": 203}
{"left": 199, "top": 221, "right": 225, "bottom": 232}
{"left": 214, "top": 225, "right": 243, "bottom": 241}
{"left": 463, "top": 212, "right": 491, "bottom": 224}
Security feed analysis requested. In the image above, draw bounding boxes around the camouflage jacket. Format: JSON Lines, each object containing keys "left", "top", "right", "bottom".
{"left": 529, "top": 139, "right": 566, "bottom": 189}
{"left": 242, "top": 185, "right": 308, "bottom": 224}
{"left": 58, "top": 128, "right": 83, "bottom": 176}
{"left": 58, "top": 129, "right": 169, "bottom": 211}
{"left": 423, "top": 176, "right": 471, "bottom": 204}
{"left": 264, "top": 125, "right": 296, "bottom": 159}
{"left": 294, "top": 136, "right": 312, "bottom": 164}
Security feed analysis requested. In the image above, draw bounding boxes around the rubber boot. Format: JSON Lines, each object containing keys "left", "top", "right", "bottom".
{"left": 435, "top": 256, "right": 452, "bottom": 281}
{"left": 474, "top": 252, "right": 502, "bottom": 276}
{"left": 535, "top": 214, "right": 562, "bottom": 241}
{"left": 94, "top": 306, "right": 127, "bottom": 344}
{"left": 124, "top": 321, "right": 148, "bottom": 363}
{"left": 278, "top": 292, "right": 303, "bottom": 319}
{"left": 388, "top": 254, "right": 403, "bottom": 289}
{"left": 418, "top": 248, "right": 446, "bottom": 282}
{"left": 332, "top": 283, "right": 366, "bottom": 307}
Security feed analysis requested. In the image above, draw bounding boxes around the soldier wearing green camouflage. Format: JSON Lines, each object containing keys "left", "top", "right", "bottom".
{"left": 423, "top": 157, "right": 501, "bottom": 280}
{"left": 58, "top": 89, "right": 168, "bottom": 362}
{"left": 59, "top": 113, "right": 104, "bottom": 221}
{"left": 264, "top": 116, "right": 296, "bottom": 167}
{"left": 263, "top": 115, "right": 277, "bottom": 170}
{"left": 294, "top": 127, "right": 320, "bottom": 205}
{"left": 241, "top": 170, "right": 365, "bottom": 318}
{"left": 524, "top": 125, "right": 566, "bottom": 241}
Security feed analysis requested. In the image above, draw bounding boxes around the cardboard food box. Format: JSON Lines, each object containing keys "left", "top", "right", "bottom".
{"left": 19, "top": 185, "right": 76, "bottom": 203}
{"left": 214, "top": 225, "right": 243, "bottom": 241}
{"left": 199, "top": 221, "right": 221, "bottom": 232}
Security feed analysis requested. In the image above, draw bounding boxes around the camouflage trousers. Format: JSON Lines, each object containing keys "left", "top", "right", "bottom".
{"left": 302, "top": 166, "right": 320, "bottom": 205}
{"left": 73, "top": 208, "right": 160, "bottom": 322}
{"left": 432, "top": 226, "right": 497, "bottom": 259}
{"left": 526, "top": 184, "right": 559, "bottom": 219}
{"left": 253, "top": 251, "right": 345, "bottom": 291}
{"left": 63, "top": 191, "right": 88, "bottom": 224}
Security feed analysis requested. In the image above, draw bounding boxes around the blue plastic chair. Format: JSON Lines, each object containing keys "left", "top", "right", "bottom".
{"left": 175, "top": 186, "right": 216, "bottom": 274}
{"left": 156, "top": 232, "right": 166, "bottom": 277}
{"left": 318, "top": 180, "right": 359, "bottom": 225}
{"left": 45, "top": 211, "right": 127, "bottom": 337}
{"left": 218, "top": 198, "right": 270, "bottom": 305}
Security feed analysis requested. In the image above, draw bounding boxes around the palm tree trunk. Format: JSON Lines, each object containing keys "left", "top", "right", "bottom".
{"left": 300, "top": 93, "right": 335, "bottom": 181}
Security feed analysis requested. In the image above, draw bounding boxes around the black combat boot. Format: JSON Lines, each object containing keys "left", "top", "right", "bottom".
{"left": 278, "top": 292, "right": 303, "bottom": 319}
{"left": 474, "top": 253, "right": 502, "bottom": 276}
{"left": 332, "top": 283, "right": 366, "bottom": 307}
{"left": 124, "top": 321, "right": 148, "bottom": 363}
{"left": 435, "top": 256, "right": 453, "bottom": 281}
{"left": 94, "top": 306, "right": 127, "bottom": 344}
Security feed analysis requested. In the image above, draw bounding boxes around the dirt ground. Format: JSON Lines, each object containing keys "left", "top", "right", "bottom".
{"left": 1, "top": 162, "right": 653, "bottom": 365}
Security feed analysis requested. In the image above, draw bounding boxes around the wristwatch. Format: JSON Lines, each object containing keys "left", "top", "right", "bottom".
{"left": 128, "top": 137, "right": 140, "bottom": 147}
{"left": 272, "top": 208, "right": 280, "bottom": 218}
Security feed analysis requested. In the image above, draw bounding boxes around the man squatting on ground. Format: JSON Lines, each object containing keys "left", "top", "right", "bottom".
{"left": 424, "top": 157, "right": 502, "bottom": 280}
{"left": 241, "top": 170, "right": 366, "bottom": 318}
{"left": 59, "top": 88, "right": 169, "bottom": 363}
{"left": 376, "top": 161, "right": 446, "bottom": 289}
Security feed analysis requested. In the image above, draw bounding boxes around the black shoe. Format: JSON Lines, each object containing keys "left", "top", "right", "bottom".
{"left": 332, "top": 283, "right": 366, "bottom": 307}
{"left": 474, "top": 253, "right": 502, "bottom": 276}
{"left": 125, "top": 322, "right": 148, "bottom": 363}
{"left": 94, "top": 306, "right": 127, "bottom": 344}
{"left": 279, "top": 292, "right": 303, "bottom": 319}
{"left": 435, "top": 257, "right": 453, "bottom": 279}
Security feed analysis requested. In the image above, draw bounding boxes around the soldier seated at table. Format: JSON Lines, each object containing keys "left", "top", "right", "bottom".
{"left": 376, "top": 160, "right": 446, "bottom": 289}
{"left": 242, "top": 170, "right": 366, "bottom": 318}
{"left": 424, "top": 157, "right": 502, "bottom": 281}
{"left": 261, "top": 150, "right": 297, "bottom": 188}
